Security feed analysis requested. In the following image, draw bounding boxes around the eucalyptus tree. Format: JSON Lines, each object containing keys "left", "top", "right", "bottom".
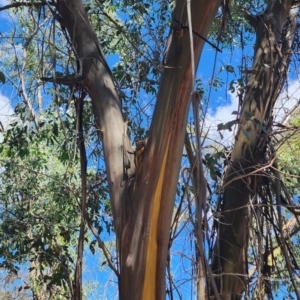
{"left": 0, "top": 0, "right": 221, "bottom": 299}
{"left": 1, "top": 0, "right": 300, "bottom": 299}
{"left": 211, "top": 2, "right": 300, "bottom": 299}
{"left": 55, "top": 1, "right": 221, "bottom": 299}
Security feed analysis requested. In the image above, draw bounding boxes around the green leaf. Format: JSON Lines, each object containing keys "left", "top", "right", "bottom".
{"left": 220, "top": 65, "right": 235, "bottom": 74}
{"left": 244, "top": 111, "right": 252, "bottom": 119}
{"left": 252, "top": 118, "right": 267, "bottom": 132}
{"left": 225, "top": 65, "right": 235, "bottom": 73}
{"left": 89, "top": 243, "right": 95, "bottom": 255}
{"left": 217, "top": 119, "right": 238, "bottom": 131}
{"left": 242, "top": 129, "right": 250, "bottom": 140}
{"left": 210, "top": 169, "right": 218, "bottom": 182}
{"left": 188, "top": 185, "right": 194, "bottom": 194}
{"left": 0, "top": 71, "right": 5, "bottom": 84}
{"left": 218, "top": 131, "right": 224, "bottom": 140}
{"left": 229, "top": 80, "right": 236, "bottom": 93}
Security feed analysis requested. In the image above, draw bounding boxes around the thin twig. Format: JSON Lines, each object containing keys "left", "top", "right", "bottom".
{"left": 74, "top": 91, "right": 87, "bottom": 300}
{"left": 0, "top": 1, "right": 55, "bottom": 11}
{"left": 85, "top": 216, "right": 120, "bottom": 279}
{"left": 173, "top": 18, "right": 222, "bottom": 53}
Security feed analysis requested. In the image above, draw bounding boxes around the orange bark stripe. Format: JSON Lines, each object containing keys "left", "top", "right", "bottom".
{"left": 142, "top": 136, "right": 170, "bottom": 300}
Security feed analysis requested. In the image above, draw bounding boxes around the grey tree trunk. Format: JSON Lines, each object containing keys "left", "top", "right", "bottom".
{"left": 212, "top": 1, "right": 298, "bottom": 299}
{"left": 57, "top": 0, "right": 221, "bottom": 299}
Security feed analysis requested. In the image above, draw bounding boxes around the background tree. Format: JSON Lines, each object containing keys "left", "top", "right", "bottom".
{"left": 211, "top": 1, "right": 300, "bottom": 299}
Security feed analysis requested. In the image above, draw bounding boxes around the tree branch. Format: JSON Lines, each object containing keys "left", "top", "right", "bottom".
{"left": 0, "top": 1, "right": 54, "bottom": 11}
{"left": 241, "top": 8, "right": 258, "bottom": 28}
{"left": 85, "top": 216, "right": 120, "bottom": 279}
{"left": 74, "top": 91, "right": 87, "bottom": 300}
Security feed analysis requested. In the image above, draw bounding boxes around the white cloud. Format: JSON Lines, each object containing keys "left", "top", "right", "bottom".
{"left": 204, "top": 79, "right": 300, "bottom": 147}
{"left": 0, "top": 93, "right": 13, "bottom": 129}
{"left": 273, "top": 80, "right": 300, "bottom": 124}
{"left": 204, "top": 94, "right": 239, "bottom": 147}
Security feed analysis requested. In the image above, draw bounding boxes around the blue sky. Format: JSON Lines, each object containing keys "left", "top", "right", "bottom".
{"left": 0, "top": 0, "right": 16, "bottom": 128}
{"left": 1, "top": 1, "right": 300, "bottom": 299}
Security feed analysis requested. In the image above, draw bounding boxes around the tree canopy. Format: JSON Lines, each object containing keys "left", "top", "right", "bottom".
{"left": 0, "top": 0, "right": 300, "bottom": 299}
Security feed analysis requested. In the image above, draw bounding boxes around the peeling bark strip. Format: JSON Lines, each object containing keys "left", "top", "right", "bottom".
{"left": 57, "top": 0, "right": 220, "bottom": 299}
{"left": 74, "top": 92, "right": 87, "bottom": 300}
{"left": 120, "top": 2, "right": 221, "bottom": 299}
{"left": 212, "top": 1, "right": 298, "bottom": 299}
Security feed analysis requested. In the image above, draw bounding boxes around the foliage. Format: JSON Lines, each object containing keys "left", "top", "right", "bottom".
{"left": 0, "top": 100, "right": 109, "bottom": 297}
{"left": 0, "top": 107, "right": 78, "bottom": 296}
{"left": 278, "top": 112, "right": 300, "bottom": 195}
{"left": 0, "top": 0, "right": 299, "bottom": 299}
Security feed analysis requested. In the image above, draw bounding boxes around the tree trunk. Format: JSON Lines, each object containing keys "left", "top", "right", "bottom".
{"left": 57, "top": 0, "right": 220, "bottom": 299}
{"left": 212, "top": 1, "right": 298, "bottom": 299}
{"left": 120, "top": 2, "right": 221, "bottom": 299}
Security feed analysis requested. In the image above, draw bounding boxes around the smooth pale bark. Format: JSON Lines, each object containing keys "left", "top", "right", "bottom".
{"left": 57, "top": 0, "right": 220, "bottom": 299}
{"left": 56, "top": 2, "right": 134, "bottom": 299}
{"left": 212, "top": 1, "right": 297, "bottom": 299}
{"left": 56, "top": 0, "right": 134, "bottom": 239}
